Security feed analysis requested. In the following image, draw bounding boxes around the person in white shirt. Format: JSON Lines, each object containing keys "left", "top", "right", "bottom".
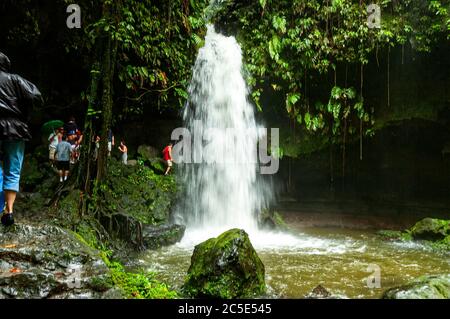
{"left": 48, "top": 128, "right": 61, "bottom": 166}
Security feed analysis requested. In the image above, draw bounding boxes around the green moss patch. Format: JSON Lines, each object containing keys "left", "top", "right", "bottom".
{"left": 102, "top": 159, "right": 177, "bottom": 225}
{"left": 183, "top": 228, "right": 266, "bottom": 299}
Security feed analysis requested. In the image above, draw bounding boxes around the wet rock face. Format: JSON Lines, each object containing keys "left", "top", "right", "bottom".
{"left": 142, "top": 224, "right": 185, "bottom": 250}
{"left": 0, "top": 224, "right": 118, "bottom": 299}
{"left": 104, "top": 160, "right": 176, "bottom": 226}
{"left": 137, "top": 145, "right": 165, "bottom": 173}
{"left": 258, "top": 210, "right": 288, "bottom": 231}
{"left": 410, "top": 218, "right": 450, "bottom": 241}
{"left": 183, "top": 228, "right": 266, "bottom": 299}
{"left": 383, "top": 274, "right": 450, "bottom": 299}
{"left": 137, "top": 145, "right": 160, "bottom": 161}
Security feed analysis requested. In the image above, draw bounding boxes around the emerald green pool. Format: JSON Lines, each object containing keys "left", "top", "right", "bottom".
{"left": 131, "top": 227, "right": 450, "bottom": 298}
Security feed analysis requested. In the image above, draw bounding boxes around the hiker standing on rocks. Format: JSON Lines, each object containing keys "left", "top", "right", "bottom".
{"left": 118, "top": 139, "right": 128, "bottom": 165}
{"left": 0, "top": 52, "right": 42, "bottom": 226}
{"left": 55, "top": 135, "right": 73, "bottom": 183}
{"left": 162, "top": 142, "right": 173, "bottom": 176}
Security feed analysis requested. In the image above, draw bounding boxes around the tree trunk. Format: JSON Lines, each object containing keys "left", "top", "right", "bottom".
{"left": 96, "top": 35, "right": 112, "bottom": 182}
{"left": 96, "top": 1, "right": 120, "bottom": 182}
{"left": 387, "top": 46, "right": 391, "bottom": 108}
{"left": 78, "top": 61, "right": 101, "bottom": 216}
{"left": 342, "top": 116, "right": 347, "bottom": 188}
{"left": 360, "top": 63, "right": 363, "bottom": 161}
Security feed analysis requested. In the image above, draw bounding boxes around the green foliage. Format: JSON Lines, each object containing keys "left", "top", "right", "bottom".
{"left": 381, "top": 0, "right": 450, "bottom": 51}
{"left": 107, "top": 261, "right": 178, "bottom": 299}
{"left": 75, "top": 225, "right": 177, "bottom": 299}
{"left": 216, "top": 0, "right": 449, "bottom": 150}
{"left": 73, "top": 221, "right": 114, "bottom": 258}
{"left": 0, "top": 0, "right": 209, "bottom": 120}
{"left": 114, "top": 0, "right": 208, "bottom": 114}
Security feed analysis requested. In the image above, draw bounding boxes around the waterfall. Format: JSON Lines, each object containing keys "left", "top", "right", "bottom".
{"left": 177, "top": 25, "right": 269, "bottom": 243}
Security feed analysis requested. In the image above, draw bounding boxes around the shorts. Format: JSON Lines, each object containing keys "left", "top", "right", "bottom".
{"left": 56, "top": 161, "right": 70, "bottom": 171}
{"left": 0, "top": 140, "right": 25, "bottom": 192}
{"left": 49, "top": 148, "right": 56, "bottom": 160}
{"left": 166, "top": 160, "right": 172, "bottom": 167}
{"left": 108, "top": 142, "right": 112, "bottom": 152}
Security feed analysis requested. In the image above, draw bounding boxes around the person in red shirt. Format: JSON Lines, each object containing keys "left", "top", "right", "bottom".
{"left": 162, "top": 142, "right": 173, "bottom": 175}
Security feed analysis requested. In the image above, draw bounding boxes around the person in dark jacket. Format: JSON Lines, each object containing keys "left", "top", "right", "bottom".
{"left": 0, "top": 52, "right": 42, "bottom": 226}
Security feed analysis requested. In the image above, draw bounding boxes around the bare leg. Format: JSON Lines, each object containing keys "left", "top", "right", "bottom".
{"left": 4, "top": 190, "right": 17, "bottom": 214}
{"left": 59, "top": 170, "right": 63, "bottom": 182}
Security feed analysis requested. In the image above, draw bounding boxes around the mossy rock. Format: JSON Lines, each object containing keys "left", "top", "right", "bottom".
{"left": 410, "top": 218, "right": 450, "bottom": 241}
{"left": 56, "top": 190, "right": 82, "bottom": 226}
{"left": 258, "top": 210, "right": 288, "bottom": 231}
{"left": 383, "top": 274, "right": 450, "bottom": 299}
{"left": 183, "top": 229, "right": 266, "bottom": 299}
{"left": 142, "top": 224, "right": 185, "bottom": 250}
{"left": 103, "top": 159, "right": 177, "bottom": 225}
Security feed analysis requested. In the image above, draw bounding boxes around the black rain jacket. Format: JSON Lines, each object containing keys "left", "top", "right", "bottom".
{"left": 0, "top": 52, "right": 42, "bottom": 141}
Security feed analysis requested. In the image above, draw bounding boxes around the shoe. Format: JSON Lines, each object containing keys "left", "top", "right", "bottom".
{"left": 1, "top": 213, "right": 14, "bottom": 226}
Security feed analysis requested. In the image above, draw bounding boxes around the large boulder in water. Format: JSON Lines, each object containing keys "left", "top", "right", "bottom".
{"left": 410, "top": 218, "right": 450, "bottom": 241}
{"left": 383, "top": 274, "right": 450, "bottom": 299}
{"left": 183, "top": 228, "right": 266, "bottom": 298}
{"left": 0, "top": 223, "right": 119, "bottom": 299}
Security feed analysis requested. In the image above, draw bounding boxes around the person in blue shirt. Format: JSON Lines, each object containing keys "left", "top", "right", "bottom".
{"left": 55, "top": 135, "right": 73, "bottom": 183}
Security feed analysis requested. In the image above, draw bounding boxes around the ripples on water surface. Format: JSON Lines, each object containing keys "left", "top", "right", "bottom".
{"left": 132, "top": 227, "right": 450, "bottom": 299}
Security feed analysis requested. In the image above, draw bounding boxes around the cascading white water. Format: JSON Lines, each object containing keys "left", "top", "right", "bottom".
{"left": 176, "top": 25, "right": 307, "bottom": 249}
{"left": 178, "top": 25, "right": 265, "bottom": 243}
